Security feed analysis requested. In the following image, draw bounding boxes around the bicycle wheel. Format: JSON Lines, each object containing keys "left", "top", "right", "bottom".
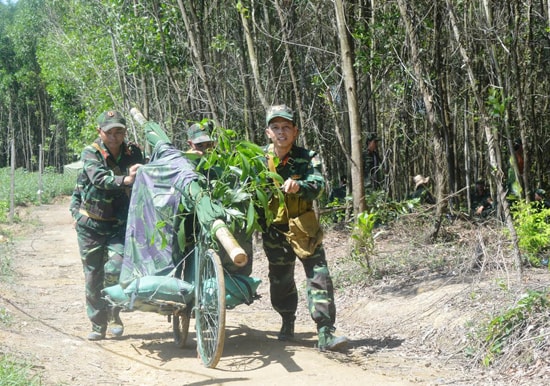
{"left": 173, "top": 307, "right": 191, "bottom": 348}
{"left": 194, "top": 248, "right": 226, "bottom": 368}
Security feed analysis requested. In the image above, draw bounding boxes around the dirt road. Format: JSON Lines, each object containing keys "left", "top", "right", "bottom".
{"left": 1, "top": 198, "right": 478, "bottom": 385}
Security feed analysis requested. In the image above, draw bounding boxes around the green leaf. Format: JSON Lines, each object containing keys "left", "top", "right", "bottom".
{"left": 225, "top": 208, "right": 244, "bottom": 218}
{"left": 228, "top": 165, "right": 243, "bottom": 178}
{"left": 255, "top": 187, "right": 268, "bottom": 209}
{"left": 266, "top": 171, "right": 284, "bottom": 185}
{"left": 237, "top": 141, "right": 264, "bottom": 154}
{"left": 238, "top": 153, "right": 251, "bottom": 180}
{"left": 246, "top": 199, "right": 256, "bottom": 234}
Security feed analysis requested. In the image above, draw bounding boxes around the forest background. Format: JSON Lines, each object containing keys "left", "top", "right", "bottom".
{"left": 0, "top": 0, "right": 549, "bottom": 225}
{"left": 1, "top": 1, "right": 550, "bottom": 382}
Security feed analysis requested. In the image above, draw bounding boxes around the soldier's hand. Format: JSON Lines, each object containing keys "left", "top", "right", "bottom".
{"left": 281, "top": 178, "right": 300, "bottom": 194}
{"left": 128, "top": 163, "right": 143, "bottom": 177}
{"left": 123, "top": 163, "right": 143, "bottom": 186}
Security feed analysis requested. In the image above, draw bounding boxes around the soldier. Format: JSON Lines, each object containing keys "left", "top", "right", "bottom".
{"left": 410, "top": 174, "right": 435, "bottom": 205}
{"left": 69, "top": 110, "right": 144, "bottom": 340}
{"left": 186, "top": 121, "right": 215, "bottom": 156}
{"left": 184, "top": 121, "right": 218, "bottom": 177}
{"left": 261, "top": 104, "right": 348, "bottom": 352}
{"left": 363, "top": 133, "right": 383, "bottom": 191}
{"left": 507, "top": 138, "right": 524, "bottom": 200}
{"left": 534, "top": 188, "right": 550, "bottom": 209}
{"left": 470, "top": 179, "right": 494, "bottom": 217}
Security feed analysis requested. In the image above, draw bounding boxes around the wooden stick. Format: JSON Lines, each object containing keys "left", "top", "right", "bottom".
{"left": 212, "top": 220, "right": 248, "bottom": 267}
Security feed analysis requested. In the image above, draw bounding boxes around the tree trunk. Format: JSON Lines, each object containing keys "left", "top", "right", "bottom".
{"left": 238, "top": 2, "right": 268, "bottom": 110}
{"left": 334, "top": 0, "right": 365, "bottom": 215}
{"left": 234, "top": 20, "right": 255, "bottom": 142}
{"left": 273, "top": 1, "right": 306, "bottom": 142}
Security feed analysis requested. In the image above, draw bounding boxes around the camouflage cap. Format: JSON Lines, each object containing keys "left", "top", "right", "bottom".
{"left": 187, "top": 121, "right": 213, "bottom": 144}
{"left": 266, "top": 104, "right": 294, "bottom": 125}
{"left": 535, "top": 188, "right": 546, "bottom": 198}
{"left": 97, "top": 110, "right": 126, "bottom": 132}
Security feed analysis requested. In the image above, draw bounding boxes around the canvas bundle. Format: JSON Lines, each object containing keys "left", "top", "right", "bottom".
{"left": 202, "top": 274, "right": 262, "bottom": 309}
{"left": 102, "top": 276, "right": 195, "bottom": 309}
{"left": 284, "top": 210, "right": 324, "bottom": 259}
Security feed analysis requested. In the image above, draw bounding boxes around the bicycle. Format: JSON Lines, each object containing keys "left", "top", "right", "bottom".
{"left": 102, "top": 109, "right": 260, "bottom": 368}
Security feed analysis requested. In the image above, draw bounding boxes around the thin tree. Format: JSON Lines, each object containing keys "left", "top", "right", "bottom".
{"left": 334, "top": 0, "right": 365, "bottom": 215}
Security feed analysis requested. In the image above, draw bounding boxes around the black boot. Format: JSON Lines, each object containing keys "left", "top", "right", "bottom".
{"left": 88, "top": 323, "right": 106, "bottom": 341}
{"left": 277, "top": 315, "right": 296, "bottom": 341}
{"left": 318, "top": 326, "right": 348, "bottom": 352}
{"left": 108, "top": 307, "right": 124, "bottom": 337}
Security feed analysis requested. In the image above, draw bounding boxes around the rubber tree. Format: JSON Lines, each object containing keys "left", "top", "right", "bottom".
{"left": 334, "top": 0, "right": 366, "bottom": 215}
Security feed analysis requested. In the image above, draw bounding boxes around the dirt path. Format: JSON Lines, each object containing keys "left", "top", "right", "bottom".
{"left": 1, "top": 197, "right": 483, "bottom": 385}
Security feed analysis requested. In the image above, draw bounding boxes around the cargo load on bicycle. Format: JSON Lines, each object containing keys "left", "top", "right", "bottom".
{"left": 102, "top": 137, "right": 260, "bottom": 308}
{"left": 102, "top": 108, "right": 271, "bottom": 368}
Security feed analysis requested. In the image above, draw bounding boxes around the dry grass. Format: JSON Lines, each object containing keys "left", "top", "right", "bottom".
{"left": 325, "top": 210, "right": 550, "bottom": 383}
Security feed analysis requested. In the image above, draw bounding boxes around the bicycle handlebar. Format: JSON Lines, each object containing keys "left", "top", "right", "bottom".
{"left": 130, "top": 107, "right": 147, "bottom": 126}
{"left": 212, "top": 219, "right": 248, "bottom": 267}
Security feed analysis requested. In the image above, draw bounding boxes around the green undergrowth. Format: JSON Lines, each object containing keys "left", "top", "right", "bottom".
{"left": 467, "top": 288, "right": 550, "bottom": 367}
{"left": 510, "top": 200, "right": 550, "bottom": 267}
{"left": 0, "top": 167, "right": 75, "bottom": 223}
{"left": 0, "top": 354, "right": 42, "bottom": 386}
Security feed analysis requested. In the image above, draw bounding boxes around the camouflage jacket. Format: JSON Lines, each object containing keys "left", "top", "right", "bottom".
{"left": 69, "top": 138, "right": 144, "bottom": 222}
{"left": 264, "top": 144, "right": 324, "bottom": 224}
{"left": 363, "top": 149, "right": 383, "bottom": 190}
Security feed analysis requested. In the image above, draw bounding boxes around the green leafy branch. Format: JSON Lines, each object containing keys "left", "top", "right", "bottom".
{"left": 197, "top": 126, "right": 282, "bottom": 237}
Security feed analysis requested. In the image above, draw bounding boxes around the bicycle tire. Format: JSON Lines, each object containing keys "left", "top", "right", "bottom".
{"left": 194, "top": 248, "right": 226, "bottom": 368}
{"left": 173, "top": 307, "right": 191, "bottom": 348}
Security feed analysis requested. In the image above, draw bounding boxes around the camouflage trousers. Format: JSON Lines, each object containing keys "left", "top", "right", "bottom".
{"left": 75, "top": 214, "right": 125, "bottom": 332}
{"left": 262, "top": 224, "right": 336, "bottom": 329}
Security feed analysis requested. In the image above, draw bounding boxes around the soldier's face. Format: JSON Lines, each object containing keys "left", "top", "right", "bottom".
{"left": 194, "top": 141, "right": 214, "bottom": 151}
{"left": 266, "top": 117, "right": 297, "bottom": 147}
{"left": 367, "top": 139, "right": 377, "bottom": 152}
{"left": 98, "top": 127, "right": 126, "bottom": 149}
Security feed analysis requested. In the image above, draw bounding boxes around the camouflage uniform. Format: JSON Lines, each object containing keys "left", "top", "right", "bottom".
{"left": 70, "top": 137, "right": 144, "bottom": 335}
{"left": 470, "top": 181, "right": 494, "bottom": 217}
{"left": 262, "top": 104, "right": 346, "bottom": 351}
{"left": 363, "top": 134, "right": 382, "bottom": 191}
{"left": 262, "top": 144, "right": 337, "bottom": 335}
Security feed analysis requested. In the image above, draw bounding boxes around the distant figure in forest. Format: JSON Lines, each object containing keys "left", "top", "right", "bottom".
{"left": 534, "top": 188, "right": 550, "bottom": 209}
{"left": 470, "top": 179, "right": 494, "bottom": 217}
{"left": 410, "top": 174, "right": 435, "bottom": 205}
{"left": 329, "top": 175, "right": 347, "bottom": 202}
{"left": 363, "top": 133, "right": 382, "bottom": 191}
{"left": 507, "top": 138, "right": 524, "bottom": 200}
